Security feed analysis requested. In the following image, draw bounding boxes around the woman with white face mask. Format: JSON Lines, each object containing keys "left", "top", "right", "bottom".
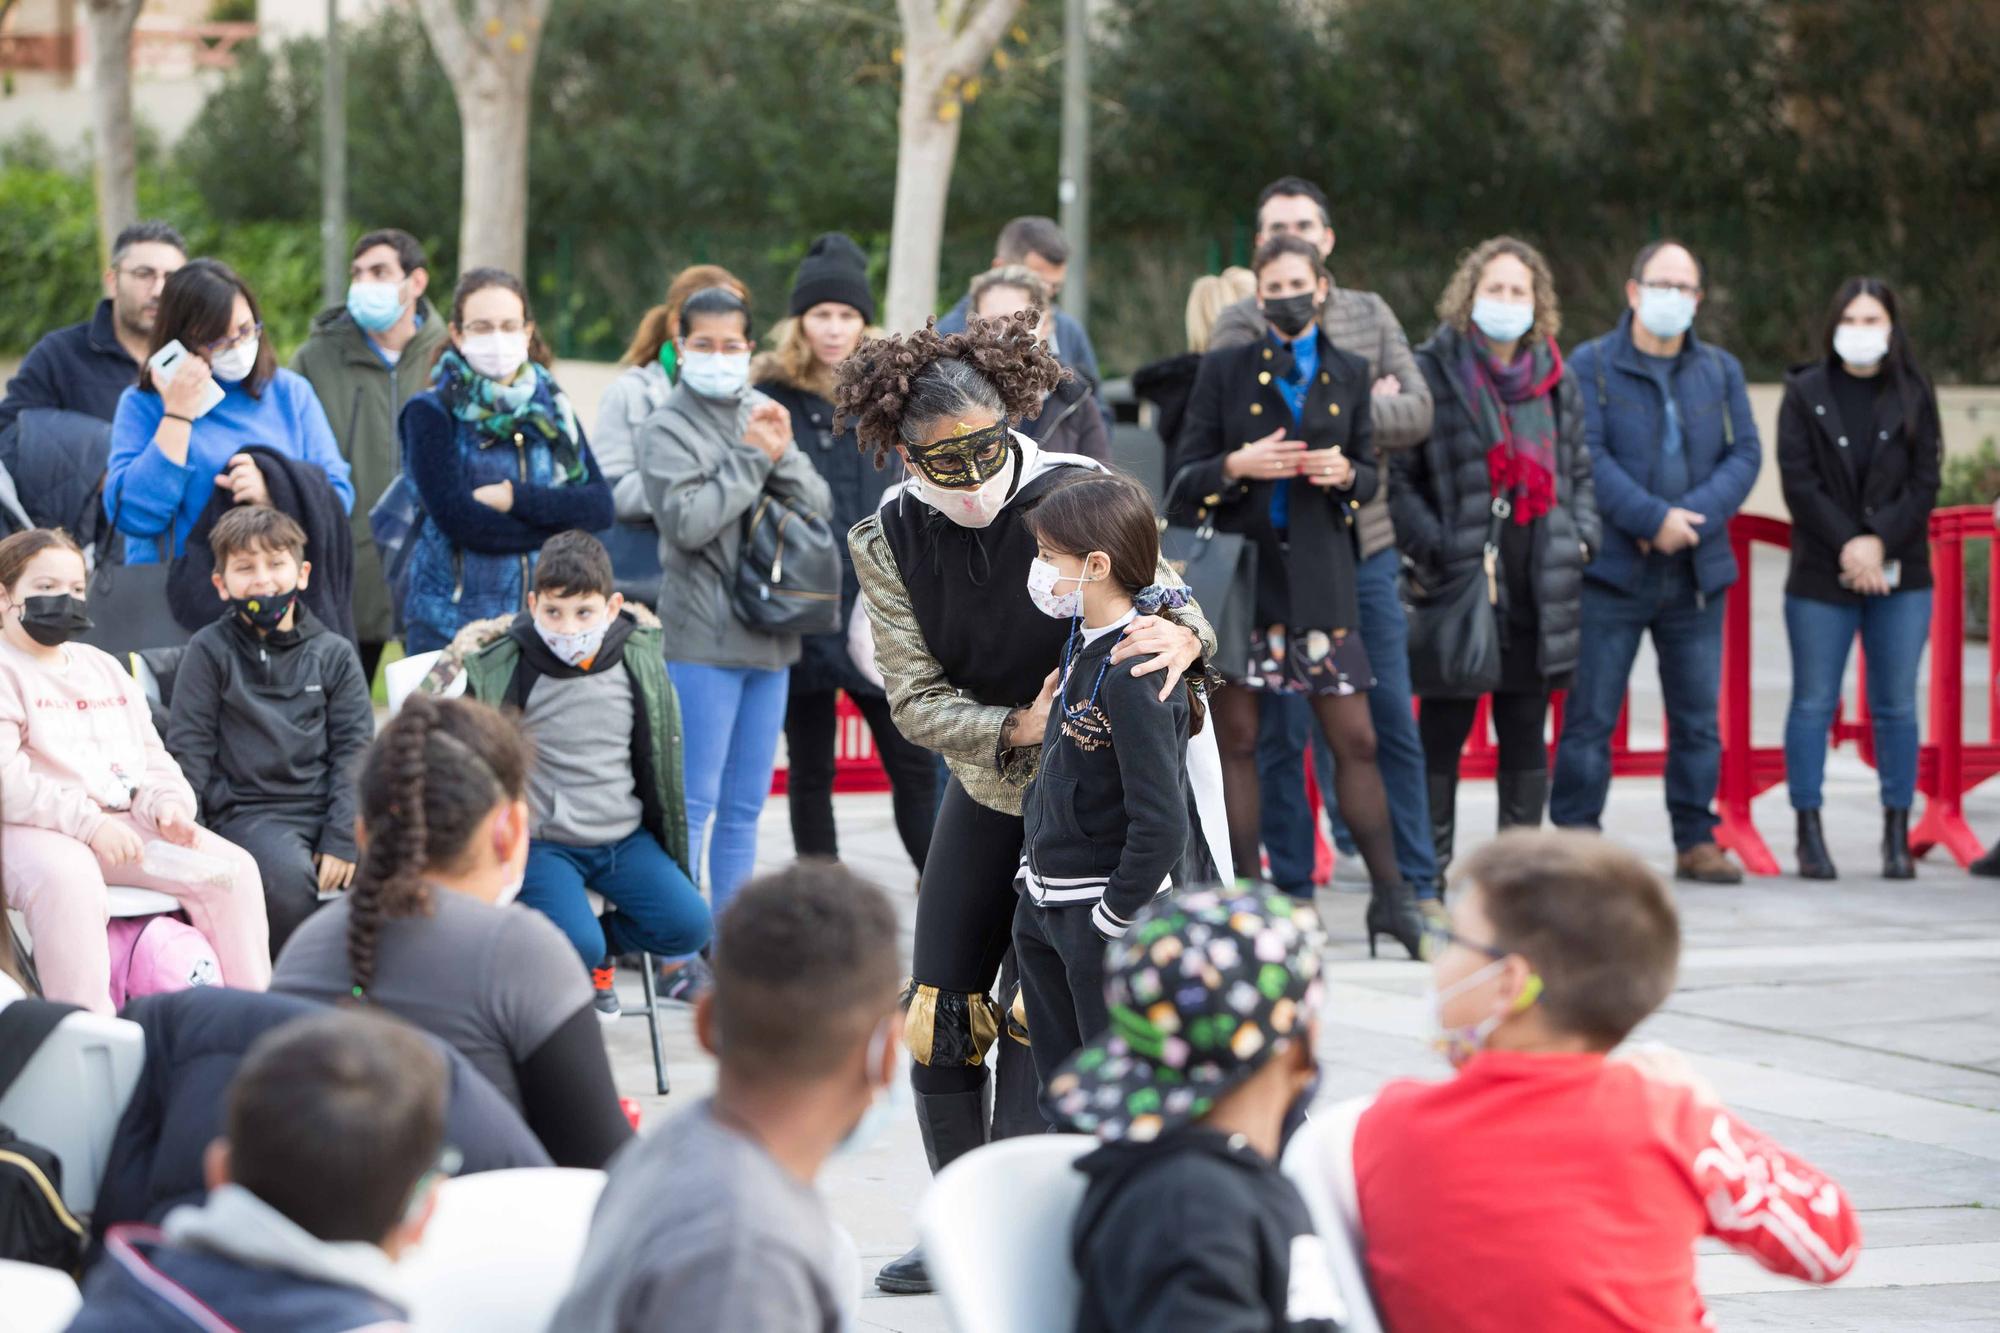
{"left": 834, "top": 313, "right": 1214, "bottom": 1296}
{"left": 396, "top": 268, "right": 613, "bottom": 654}
{"left": 1394, "top": 236, "right": 1600, "bottom": 901}
{"left": 1778, "top": 277, "right": 1941, "bottom": 881}
{"left": 107, "top": 259, "right": 355, "bottom": 565}
{"left": 636, "top": 285, "right": 833, "bottom": 984}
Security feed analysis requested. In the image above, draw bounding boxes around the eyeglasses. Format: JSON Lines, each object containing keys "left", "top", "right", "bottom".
{"left": 115, "top": 266, "right": 176, "bottom": 286}
{"left": 1419, "top": 922, "right": 1508, "bottom": 963}
{"left": 1641, "top": 280, "right": 1701, "bottom": 298}
{"left": 683, "top": 338, "right": 752, "bottom": 355}
{"left": 908, "top": 420, "right": 1013, "bottom": 488}
{"left": 462, "top": 320, "right": 528, "bottom": 337}
{"left": 198, "top": 321, "right": 262, "bottom": 358}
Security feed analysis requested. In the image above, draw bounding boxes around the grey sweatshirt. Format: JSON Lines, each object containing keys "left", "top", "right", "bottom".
{"left": 638, "top": 382, "right": 834, "bottom": 671}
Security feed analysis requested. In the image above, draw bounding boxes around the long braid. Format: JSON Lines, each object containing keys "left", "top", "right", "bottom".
{"left": 347, "top": 698, "right": 435, "bottom": 1000}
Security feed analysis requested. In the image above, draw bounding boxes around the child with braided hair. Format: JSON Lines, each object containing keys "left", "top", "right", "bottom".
{"left": 271, "top": 694, "right": 631, "bottom": 1168}
{"left": 836, "top": 312, "right": 1218, "bottom": 1295}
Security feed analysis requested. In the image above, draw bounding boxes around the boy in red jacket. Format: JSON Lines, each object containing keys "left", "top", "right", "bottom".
{"left": 1351, "top": 830, "right": 1859, "bottom": 1331}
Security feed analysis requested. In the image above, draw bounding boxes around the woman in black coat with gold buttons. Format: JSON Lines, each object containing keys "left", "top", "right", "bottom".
{"left": 1172, "top": 234, "right": 1423, "bottom": 958}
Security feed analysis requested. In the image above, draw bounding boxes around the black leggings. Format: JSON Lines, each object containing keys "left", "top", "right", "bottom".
{"left": 1419, "top": 690, "right": 1550, "bottom": 776}
{"left": 908, "top": 778, "right": 1023, "bottom": 1096}
{"left": 1212, "top": 684, "right": 1401, "bottom": 890}
{"left": 784, "top": 688, "right": 937, "bottom": 872}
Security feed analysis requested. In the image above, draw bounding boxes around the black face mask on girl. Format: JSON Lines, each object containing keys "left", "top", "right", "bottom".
{"left": 15, "top": 594, "right": 93, "bottom": 647}
{"left": 1262, "top": 292, "right": 1318, "bottom": 339}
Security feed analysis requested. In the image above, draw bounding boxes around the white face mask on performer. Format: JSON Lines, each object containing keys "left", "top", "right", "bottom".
{"left": 909, "top": 429, "right": 1039, "bottom": 530}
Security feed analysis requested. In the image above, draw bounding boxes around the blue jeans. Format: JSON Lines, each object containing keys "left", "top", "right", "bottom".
{"left": 1551, "top": 560, "right": 1726, "bottom": 851}
{"left": 667, "top": 662, "right": 790, "bottom": 924}
{"left": 1783, "top": 589, "right": 1931, "bottom": 810}
{"left": 520, "top": 828, "right": 713, "bottom": 969}
{"left": 1256, "top": 546, "right": 1436, "bottom": 895}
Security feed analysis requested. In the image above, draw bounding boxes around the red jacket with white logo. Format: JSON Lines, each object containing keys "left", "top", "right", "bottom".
{"left": 1353, "top": 1049, "right": 1859, "bottom": 1332}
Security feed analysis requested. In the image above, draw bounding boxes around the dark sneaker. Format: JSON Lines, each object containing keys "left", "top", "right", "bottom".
{"left": 591, "top": 965, "right": 622, "bottom": 1024}
{"left": 1675, "top": 842, "right": 1744, "bottom": 884}
{"left": 657, "top": 956, "right": 714, "bottom": 1005}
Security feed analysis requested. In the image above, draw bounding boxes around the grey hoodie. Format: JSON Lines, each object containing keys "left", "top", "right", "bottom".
{"left": 638, "top": 381, "right": 834, "bottom": 671}
{"left": 166, "top": 1183, "right": 409, "bottom": 1308}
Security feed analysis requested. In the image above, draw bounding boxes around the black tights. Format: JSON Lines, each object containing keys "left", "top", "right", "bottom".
{"left": 1419, "top": 690, "right": 1550, "bottom": 776}
{"left": 1213, "top": 684, "right": 1401, "bottom": 889}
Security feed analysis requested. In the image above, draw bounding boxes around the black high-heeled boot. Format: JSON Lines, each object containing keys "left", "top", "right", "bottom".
{"left": 1426, "top": 770, "right": 1459, "bottom": 875}
{"left": 1795, "top": 809, "right": 1836, "bottom": 880}
{"left": 1366, "top": 880, "right": 1425, "bottom": 960}
{"left": 1882, "top": 807, "right": 1915, "bottom": 880}
{"left": 874, "top": 1085, "right": 989, "bottom": 1294}
{"left": 1496, "top": 769, "right": 1549, "bottom": 831}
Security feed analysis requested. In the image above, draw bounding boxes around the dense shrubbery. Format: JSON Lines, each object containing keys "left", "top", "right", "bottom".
{"left": 5, "top": 0, "right": 1996, "bottom": 380}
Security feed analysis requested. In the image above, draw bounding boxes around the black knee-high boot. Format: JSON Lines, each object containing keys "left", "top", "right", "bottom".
{"left": 875, "top": 1081, "right": 991, "bottom": 1295}
{"left": 1427, "top": 769, "right": 1459, "bottom": 875}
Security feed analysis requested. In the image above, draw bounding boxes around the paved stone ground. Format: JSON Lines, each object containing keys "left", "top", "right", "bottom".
{"left": 600, "top": 552, "right": 2000, "bottom": 1330}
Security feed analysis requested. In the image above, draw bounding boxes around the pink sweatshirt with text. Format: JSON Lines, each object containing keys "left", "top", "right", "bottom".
{"left": 0, "top": 639, "right": 195, "bottom": 843}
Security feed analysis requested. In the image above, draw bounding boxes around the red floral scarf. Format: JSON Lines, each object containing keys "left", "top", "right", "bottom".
{"left": 1458, "top": 328, "right": 1564, "bottom": 524}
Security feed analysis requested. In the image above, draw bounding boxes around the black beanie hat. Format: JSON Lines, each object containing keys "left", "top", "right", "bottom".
{"left": 789, "top": 233, "right": 875, "bottom": 324}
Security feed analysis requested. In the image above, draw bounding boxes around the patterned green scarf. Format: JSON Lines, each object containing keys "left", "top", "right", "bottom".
{"left": 433, "top": 348, "right": 585, "bottom": 484}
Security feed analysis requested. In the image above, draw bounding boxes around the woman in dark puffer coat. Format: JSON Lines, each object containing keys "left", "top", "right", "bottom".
{"left": 1392, "top": 236, "right": 1598, "bottom": 886}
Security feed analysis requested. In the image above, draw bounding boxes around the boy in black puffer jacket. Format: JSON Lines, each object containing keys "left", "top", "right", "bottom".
{"left": 166, "top": 506, "right": 375, "bottom": 955}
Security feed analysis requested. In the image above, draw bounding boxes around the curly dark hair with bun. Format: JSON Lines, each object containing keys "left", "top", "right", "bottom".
{"left": 832, "top": 310, "right": 1066, "bottom": 464}
{"left": 346, "top": 695, "right": 531, "bottom": 999}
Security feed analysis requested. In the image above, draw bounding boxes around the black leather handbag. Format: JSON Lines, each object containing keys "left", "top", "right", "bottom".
{"left": 1404, "top": 495, "right": 1508, "bottom": 699}
{"left": 732, "top": 492, "right": 842, "bottom": 636}
{"left": 1159, "top": 469, "right": 1257, "bottom": 681}
{"left": 80, "top": 489, "right": 191, "bottom": 659}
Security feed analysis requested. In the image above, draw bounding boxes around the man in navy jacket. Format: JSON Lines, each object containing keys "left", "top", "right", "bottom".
{"left": 1551, "top": 240, "right": 1762, "bottom": 882}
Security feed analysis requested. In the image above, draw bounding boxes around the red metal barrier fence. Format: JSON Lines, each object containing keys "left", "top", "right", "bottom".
{"left": 803, "top": 509, "right": 2000, "bottom": 874}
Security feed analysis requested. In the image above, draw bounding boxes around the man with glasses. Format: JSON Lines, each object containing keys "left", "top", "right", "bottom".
{"left": 292, "top": 228, "right": 445, "bottom": 680}
{"left": 1550, "top": 241, "right": 1763, "bottom": 882}
{"left": 0, "top": 220, "right": 187, "bottom": 436}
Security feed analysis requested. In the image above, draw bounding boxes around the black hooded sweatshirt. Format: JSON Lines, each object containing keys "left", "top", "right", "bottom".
{"left": 1070, "top": 1128, "right": 1348, "bottom": 1333}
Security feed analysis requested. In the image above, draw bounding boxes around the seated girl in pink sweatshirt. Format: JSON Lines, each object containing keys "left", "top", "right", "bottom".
{"left": 0, "top": 529, "right": 269, "bottom": 1013}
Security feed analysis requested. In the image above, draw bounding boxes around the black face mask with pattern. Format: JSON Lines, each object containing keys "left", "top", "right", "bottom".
{"left": 229, "top": 588, "right": 297, "bottom": 633}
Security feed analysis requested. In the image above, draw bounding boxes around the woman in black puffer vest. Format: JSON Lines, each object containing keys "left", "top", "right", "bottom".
{"left": 1393, "top": 236, "right": 1599, "bottom": 883}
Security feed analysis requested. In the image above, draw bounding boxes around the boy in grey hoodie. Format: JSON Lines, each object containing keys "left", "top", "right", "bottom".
{"left": 71, "top": 1010, "right": 449, "bottom": 1333}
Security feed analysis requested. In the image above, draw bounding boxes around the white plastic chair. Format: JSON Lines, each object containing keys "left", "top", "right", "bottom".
{"left": 0, "top": 1007, "right": 145, "bottom": 1217}
{"left": 918, "top": 1134, "right": 1095, "bottom": 1333}
{"left": 0, "top": 1257, "right": 82, "bottom": 1333}
{"left": 1280, "top": 1098, "right": 1386, "bottom": 1333}
{"left": 401, "top": 1166, "right": 607, "bottom": 1333}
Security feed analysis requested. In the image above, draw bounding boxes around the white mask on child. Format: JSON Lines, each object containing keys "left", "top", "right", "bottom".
{"left": 835, "top": 1019, "right": 908, "bottom": 1158}
{"left": 537, "top": 622, "right": 607, "bottom": 667}
{"left": 1026, "top": 557, "right": 1098, "bottom": 619}
{"left": 1424, "top": 959, "right": 1541, "bottom": 1068}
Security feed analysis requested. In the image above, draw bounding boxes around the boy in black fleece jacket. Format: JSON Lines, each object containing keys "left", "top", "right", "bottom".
{"left": 1015, "top": 473, "right": 1194, "bottom": 1093}
{"left": 1049, "top": 889, "right": 1352, "bottom": 1333}
{"left": 167, "top": 507, "right": 374, "bottom": 955}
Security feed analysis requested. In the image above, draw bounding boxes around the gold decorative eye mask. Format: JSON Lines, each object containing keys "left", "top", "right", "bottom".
{"left": 909, "top": 420, "right": 1013, "bottom": 488}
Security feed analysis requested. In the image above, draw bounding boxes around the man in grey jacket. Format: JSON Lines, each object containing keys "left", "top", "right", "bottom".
{"left": 1207, "top": 176, "right": 1440, "bottom": 904}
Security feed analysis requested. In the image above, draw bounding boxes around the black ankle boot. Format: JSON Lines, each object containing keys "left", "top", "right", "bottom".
{"left": 1795, "top": 809, "right": 1836, "bottom": 880}
{"left": 1366, "top": 880, "right": 1425, "bottom": 960}
{"left": 1496, "top": 769, "right": 1548, "bottom": 831}
{"left": 875, "top": 1086, "right": 990, "bottom": 1294}
{"left": 1971, "top": 841, "right": 2000, "bottom": 878}
{"left": 1426, "top": 770, "right": 1459, "bottom": 874}
{"left": 1882, "top": 808, "right": 1915, "bottom": 880}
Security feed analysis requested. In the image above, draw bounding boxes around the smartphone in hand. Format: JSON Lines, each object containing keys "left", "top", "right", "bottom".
{"left": 147, "top": 339, "right": 224, "bottom": 419}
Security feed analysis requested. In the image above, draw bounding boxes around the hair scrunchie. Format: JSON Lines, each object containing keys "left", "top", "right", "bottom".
{"left": 1133, "top": 584, "right": 1191, "bottom": 616}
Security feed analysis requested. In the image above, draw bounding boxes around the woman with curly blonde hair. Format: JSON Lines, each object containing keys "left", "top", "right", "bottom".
{"left": 1391, "top": 236, "right": 1599, "bottom": 889}
{"left": 836, "top": 313, "right": 1215, "bottom": 1296}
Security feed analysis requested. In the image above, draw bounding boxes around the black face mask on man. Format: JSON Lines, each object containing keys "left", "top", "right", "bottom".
{"left": 1262, "top": 292, "right": 1319, "bottom": 339}
{"left": 15, "top": 594, "right": 93, "bottom": 647}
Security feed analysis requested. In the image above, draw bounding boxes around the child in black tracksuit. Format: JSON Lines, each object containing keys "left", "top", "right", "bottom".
{"left": 1014, "top": 472, "right": 1195, "bottom": 1094}
{"left": 166, "top": 506, "right": 375, "bottom": 955}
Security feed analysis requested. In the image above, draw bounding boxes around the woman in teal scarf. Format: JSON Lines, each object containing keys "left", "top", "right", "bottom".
{"left": 397, "top": 268, "right": 613, "bottom": 653}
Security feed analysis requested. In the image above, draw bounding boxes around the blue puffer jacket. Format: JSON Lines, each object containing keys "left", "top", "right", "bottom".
{"left": 398, "top": 375, "right": 613, "bottom": 652}
{"left": 1569, "top": 312, "right": 1762, "bottom": 597}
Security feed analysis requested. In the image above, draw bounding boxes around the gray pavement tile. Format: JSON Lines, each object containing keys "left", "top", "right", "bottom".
{"left": 1704, "top": 1284, "right": 2000, "bottom": 1331}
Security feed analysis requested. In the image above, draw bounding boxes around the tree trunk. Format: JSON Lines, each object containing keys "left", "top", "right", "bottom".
{"left": 884, "top": 54, "right": 965, "bottom": 333}
{"left": 452, "top": 67, "right": 534, "bottom": 274}
{"left": 85, "top": 0, "right": 142, "bottom": 267}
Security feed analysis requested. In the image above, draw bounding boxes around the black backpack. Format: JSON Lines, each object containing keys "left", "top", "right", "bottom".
{"left": 0, "top": 1000, "right": 89, "bottom": 1271}
{"left": 732, "top": 492, "right": 843, "bottom": 636}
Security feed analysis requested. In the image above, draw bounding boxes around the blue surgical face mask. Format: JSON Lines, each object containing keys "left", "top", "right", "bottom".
{"left": 1636, "top": 285, "right": 1697, "bottom": 340}
{"left": 835, "top": 1019, "right": 908, "bottom": 1158}
{"left": 679, "top": 350, "right": 751, "bottom": 400}
{"left": 1471, "top": 296, "right": 1535, "bottom": 344}
{"left": 346, "top": 280, "right": 408, "bottom": 334}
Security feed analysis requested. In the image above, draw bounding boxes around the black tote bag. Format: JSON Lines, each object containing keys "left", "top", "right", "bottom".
{"left": 1403, "top": 497, "right": 1507, "bottom": 699}
{"left": 1159, "top": 471, "right": 1256, "bottom": 681}
{"left": 80, "top": 488, "right": 191, "bottom": 659}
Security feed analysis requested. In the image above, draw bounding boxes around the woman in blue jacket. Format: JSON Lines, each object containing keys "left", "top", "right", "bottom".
{"left": 397, "top": 268, "right": 613, "bottom": 653}
{"left": 106, "top": 259, "right": 353, "bottom": 562}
